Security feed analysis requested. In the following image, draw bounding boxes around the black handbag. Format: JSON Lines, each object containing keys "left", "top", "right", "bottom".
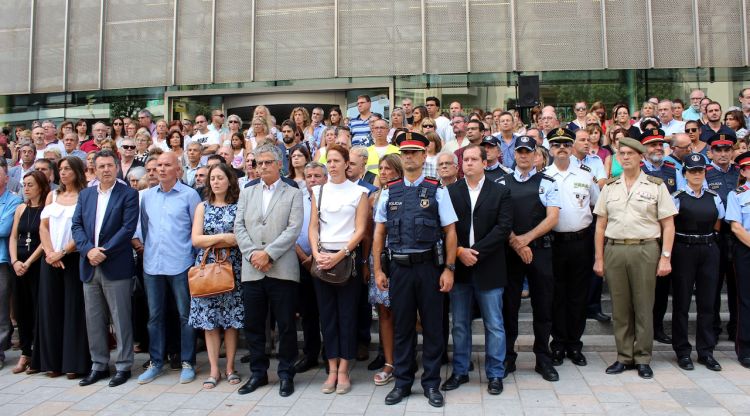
{"left": 310, "top": 184, "right": 356, "bottom": 285}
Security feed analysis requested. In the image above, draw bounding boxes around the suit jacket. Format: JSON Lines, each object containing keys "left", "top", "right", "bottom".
{"left": 235, "top": 179, "right": 303, "bottom": 283}
{"left": 117, "top": 158, "right": 145, "bottom": 180}
{"left": 245, "top": 176, "right": 299, "bottom": 189}
{"left": 71, "top": 181, "right": 140, "bottom": 283}
{"left": 447, "top": 178, "right": 513, "bottom": 290}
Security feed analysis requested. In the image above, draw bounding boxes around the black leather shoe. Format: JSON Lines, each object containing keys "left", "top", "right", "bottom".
{"left": 534, "top": 362, "right": 559, "bottom": 382}
{"left": 237, "top": 375, "right": 268, "bottom": 395}
{"left": 108, "top": 371, "right": 131, "bottom": 387}
{"left": 698, "top": 355, "right": 722, "bottom": 371}
{"left": 487, "top": 378, "right": 503, "bottom": 395}
{"left": 293, "top": 356, "right": 318, "bottom": 374}
{"left": 279, "top": 379, "right": 294, "bottom": 397}
{"left": 440, "top": 373, "right": 469, "bottom": 391}
{"left": 240, "top": 353, "right": 251, "bottom": 364}
{"left": 605, "top": 361, "right": 633, "bottom": 374}
{"left": 367, "top": 354, "right": 385, "bottom": 371}
{"left": 384, "top": 387, "right": 411, "bottom": 405}
{"left": 677, "top": 356, "right": 694, "bottom": 370}
{"left": 636, "top": 364, "right": 653, "bottom": 379}
{"left": 654, "top": 330, "right": 672, "bottom": 344}
{"left": 739, "top": 358, "right": 750, "bottom": 369}
{"left": 588, "top": 312, "right": 611, "bottom": 322}
{"left": 567, "top": 350, "right": 587, "bottom": 366}
{"left": 424, "top": 387, "right": 444, "bottom": 408}
{"left": 79, "top": 369, "right": 110, "bottom": 386}
{"left": 551, "top": 350, "right": 565, "bottom": 366}
{"left": 503, "top": 359, "right": 516, "bottom": 377}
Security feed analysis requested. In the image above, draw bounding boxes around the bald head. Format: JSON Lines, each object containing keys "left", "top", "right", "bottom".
{"left": 217, "top": 145, "right": 233, "bottom": 164}
{"left": 156, "top": 151, "right": 181, "bottom": 188}
{"left": 670, "top": 133, "right": 692, "bottom": 160}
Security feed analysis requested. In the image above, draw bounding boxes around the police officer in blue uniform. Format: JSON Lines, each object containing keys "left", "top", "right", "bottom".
{"left": 705, "top": 133, "right": 741, "bottom": 341}
{"left": 671, "top": 153, "right": 725, "bottom": 372}
{"left": 497, "top": 135, "right": 561, "bottom": 381}
{"left": 639, "top": 128, "right": 678, "bottom": 344}
{"left": 373, "top": 132, "right": 458, "bottom": 407}
{"left": 725, "top": 151, "right": 750, "bottom": 369}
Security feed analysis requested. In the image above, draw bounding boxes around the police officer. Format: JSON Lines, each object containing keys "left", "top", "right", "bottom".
{"left": 569, "top": 129, "right": 607, "bottom": 187}
{"left": 593, "top": 137, "right": 677, "bottom": 379}
{"left": 639, "top": 128, "right": 678, "bottom": 344}
{"left": 545, "top": 128, "right": 600, "bottom": 367}
{"left": 671, "top": 153, "right": 725, "bottom": 372}
{"left": 705, "top": 133, "right": 741, "bottom": 341}
{"left": 725, "top": 151, "right": 750, "bottom": 369}
{"left": 481, "top": 136, "right": 512, "bottom": 182}
{"left": 497, "top": 135, "right": 561, "bottom": 381}
{"left": 373, "top": 132, "right": 458, "bottom": 407}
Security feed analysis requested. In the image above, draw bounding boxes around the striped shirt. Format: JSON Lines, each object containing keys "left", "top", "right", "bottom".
{"left": 349, "top": 114, "right": 373, "bottom": 147}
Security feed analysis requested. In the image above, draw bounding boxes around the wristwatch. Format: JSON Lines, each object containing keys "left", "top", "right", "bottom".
{"left": 343, "top": 248, "right": 351, "bottom": 256}
{"left": 661, "top": 251, "right": 671, "bottom": 259}
{"left": 445, "top": 263, "right": 456, "bottom": 272}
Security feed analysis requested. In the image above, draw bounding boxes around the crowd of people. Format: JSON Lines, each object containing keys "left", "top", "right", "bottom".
{"left": 0, "top": 89, "right": 749, "bottom": 408}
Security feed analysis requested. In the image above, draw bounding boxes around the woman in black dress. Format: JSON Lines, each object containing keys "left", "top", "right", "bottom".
{"left": 9, "top": 171, "right": 49, "bottom": 373}
{"left": 37, "top": 157, "right": 90, "bottom": 378}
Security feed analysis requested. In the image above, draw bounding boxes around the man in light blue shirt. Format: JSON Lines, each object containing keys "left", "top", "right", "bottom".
{"left": 0, "top": 162, "right": 21, "bottom": 368}
{"left": 138, "top": 152, "right": 201, "bottom": 385}
{"left": 682, "top": 89, "right": 705, "bottom": 121}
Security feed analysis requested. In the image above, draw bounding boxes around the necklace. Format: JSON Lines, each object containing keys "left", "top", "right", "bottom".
{"left": 23, "top": 204, "right": 38, "bottom": 251}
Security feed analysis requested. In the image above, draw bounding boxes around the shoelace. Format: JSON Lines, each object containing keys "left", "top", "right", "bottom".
{"left": 181, "top": 362, "right": 192, "bottom": 370}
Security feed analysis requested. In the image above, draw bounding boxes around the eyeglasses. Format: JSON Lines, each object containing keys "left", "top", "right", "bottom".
{"left": 113, "top": 122, "right": 123, "bottom": 126}
{"left": 685, "top": 128, "right": 699, "bottom": 133}
{"left": 550, "top": 142, "right": 572, "bottom": 148}
{"left": 214, "top": 114, "right": 225, "bottom": 118}
{"left": 122, "top": 145, "right": 136, "bottom": 150}
{"left": 422, "top": 124, "right": 435, "bottom": 128}
{"left": 256, "top": 160, "right": 276, "bottom": 166}
{"left": 438, "top": 162, "right": 454, "bottom": 167}
{"left": 575, "top": 107, "right": 587, "bottom": 111}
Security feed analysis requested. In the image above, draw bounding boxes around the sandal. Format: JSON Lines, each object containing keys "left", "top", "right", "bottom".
{"left": 226, "top": 372, "right": 241, "bottom": 385}
{"left": 12, "top": 356, "right": 30, "bottom": 374}
{"left": 374, "top": 363, "right": 394, "bottom": 386}
{"left": 203, "top": 375, "right": 220, "bottom": 389}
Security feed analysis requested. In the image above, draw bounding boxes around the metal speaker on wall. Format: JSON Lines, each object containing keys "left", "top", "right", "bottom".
{"left": 518, "top": 75, "right": 540, "bottom": 107}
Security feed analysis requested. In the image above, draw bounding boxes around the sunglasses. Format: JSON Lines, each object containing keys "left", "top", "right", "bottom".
{"left": 121, "top": 145, "right": 136, "bottom": 150}
{"left": 113, "top": 122, "right": 123, "bottom": 126}
{"left": 550, "top": 142, "right": 572, "bottom": 148}
{"left": 575, "top": 107, "right": 587, "bottom": 111}
{"left": 214, "top": 114, "right": 225, "bottom": 118}
{"left": 685, "top": 128, "right": 699, "bottom": 133}
{"left": 422, "top": 124, "right": 435, "bottom": 128}
{"left": 229, "top": 120, "right": 239, "bottom": 124}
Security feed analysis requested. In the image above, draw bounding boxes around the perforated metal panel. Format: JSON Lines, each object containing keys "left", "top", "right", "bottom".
{"left": 215, "top": 0, "right": 253, "bottom": 83}
{"left": 175, "top": 0, "right": 213, "bottom": 85}
{"left": 604, "top": 1, "right": 649, "bottom": 69}
{"left": 425, "top": 0, "right": 467, "bottom": 74}
{"left": 32, "top": 0, "right": 65, "bottom": 93}
{"left": 516, "top": 0, "right": 602, "bottom": 71}
{"left": 254, "top": 0, "right": 334, "bottom": 81}
{"left": 104, "top": 0, "right": 173, "bottom": 89}
{"left": 652, "top": 0, "right": 695, "bottom": 68}
{"left": 698, "top": 0, "right": 744, "bottom": 68}
{"left": 0, "top": 3, "right": 31, "bottom": 94}
{"left": 469, "top": 0, "right": 512, "bottom": 73}
{"left": 67, "top": 0, "right": 101, "bottom": 91}
{"left": 338, "top": 0, "right": 422, "bottom": 77}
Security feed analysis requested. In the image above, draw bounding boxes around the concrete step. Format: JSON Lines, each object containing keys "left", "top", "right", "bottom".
{"left": 519, "top": 294, "right": 731, "bottom": 314}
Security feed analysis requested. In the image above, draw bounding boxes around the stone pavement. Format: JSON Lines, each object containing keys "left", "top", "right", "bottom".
{"left": 1, "top": 349, "right": 749, "bottom": 415}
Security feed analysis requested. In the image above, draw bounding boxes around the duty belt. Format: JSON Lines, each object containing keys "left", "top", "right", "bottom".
{"left": 675, "top": 233, "right": 716, "bottom": 245}
{"left": 606, "top": 238, "right": 657, "bottom": 245}
{"left": 553, "top": 229, "right": 589, "bottom": 242}
{"left": 390, "top": 250, "right": 434, "bottom": 266}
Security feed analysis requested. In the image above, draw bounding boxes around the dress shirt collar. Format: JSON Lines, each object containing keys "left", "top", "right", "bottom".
{"left": 486, "top": 161, "right": 501, "bottom": 171}
{"left": 97, "top": 182, "right": 115, "bottom": 196}
{"left": 262, "top": 177, "right": 281, "bottom": 191}
{"left": 157, "top": 179, "right": 185, "bottom": 194}
{"left": 710, "top": 161, "right": 731, "bottom": 173}
{"left": 404, "top": 174, "right": 425, "bottom": 187}
{"left": 683, "top": 185, "right": 708, "bottom": 198}
{"left": 513, "top": 167, "right": 536, "bottom": 182}
{"left": 642, "top": 158, "right": 663, "bottom": 171}
{"left": 467, "top": 175, "right": 485, "bottom": 192}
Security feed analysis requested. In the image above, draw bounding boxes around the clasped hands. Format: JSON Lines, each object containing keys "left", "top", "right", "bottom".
{"left": 250, "top": 250, "right": 272, "bottom": 273}
{"left": 509, "top": 233, "right": 533, "bottom": 264}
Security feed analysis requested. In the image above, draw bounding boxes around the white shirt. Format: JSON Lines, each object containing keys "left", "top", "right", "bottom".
{"left": 313, "top": 180, "right": 368, "bottom": 250}
{"left": 435, "top": 115, "right": 453, "bottom": 142}
{"left": 95, "top": 183, "right": 114, "bottom": 247}
{"left": 570, "top": 153, "right": 606, "bottom": 181}
{"left": 545, "top": 162, "right": 600, "bottom": 232}
{"left": 467, "top": 175, "right": 485, "bottom": 246}
{"left": 187, "top": 130, "right": 220, "bottom": 148}
{"left": 661, "top": 119, "right": 686, "bottom": 137}
{"left": 262, "top": 178, "right": 281, "bottom": 215}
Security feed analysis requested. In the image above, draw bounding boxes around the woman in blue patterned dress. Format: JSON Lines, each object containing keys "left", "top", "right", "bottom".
{"left": 190, "top": 163, "right": 244, "bottom": 389}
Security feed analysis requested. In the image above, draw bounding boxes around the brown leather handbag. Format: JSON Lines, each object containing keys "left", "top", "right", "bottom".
{"left": 310, "top": 184, "right": 356, "bottom": 286}
{"left": 188, "top": 247, "right": 235, "bottom": 297}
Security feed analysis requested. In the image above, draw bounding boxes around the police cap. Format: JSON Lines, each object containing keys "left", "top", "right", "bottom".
{"left": 547, "top": 127, "right": 575, "bottom": 143}
{"left": 735, "top": 151, "right": 750, "bottom": 169}
{"left": 683, "top": 153, "right": 707, "bottom": 172}
{"left": 639, "top": 128, "right": 666, "bottom": 146}
{"left": 481, "top": 136, "right": 500, "bottom": 146}
{"left": 515, "top": 135, "right": 536, "bottom": 151}
{"left": 394, "top": 131, "right": 429, "bottom": 151}
{"left": 707, "top": 132, "right": 736, "bottom": 149}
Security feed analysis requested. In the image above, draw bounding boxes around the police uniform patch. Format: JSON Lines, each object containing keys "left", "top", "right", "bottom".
{"left": 667, "top": 178, "right": 675, "bottom": 187}
{"left": 420, "top": 199, "right": 430, "bottom": 208}
{"left": 539, "top": 186, "right": 544, "bottom": 194}
{"left": 691, "top": 154, "right": 702, "bottom": 162}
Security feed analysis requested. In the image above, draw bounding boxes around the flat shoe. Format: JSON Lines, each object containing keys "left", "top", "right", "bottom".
{"left": 203, "top": 376, "right": 219, "bottom": 389}
{"left": 226, "top": 372, "right": 242, "bottom": 385}
{"left": 321, "top": 381, "right": 336, "bottom": 394}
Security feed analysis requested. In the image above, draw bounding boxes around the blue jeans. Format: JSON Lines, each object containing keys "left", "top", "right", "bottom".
{"left": 450, "top": 282, "right": 506, "bottom": 379}
{"left": 143, "top": 270, "right": 195, "bottom": 366}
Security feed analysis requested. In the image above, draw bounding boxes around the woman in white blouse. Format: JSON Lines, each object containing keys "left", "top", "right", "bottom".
{"left": 309, "top": 144, "right": 369, "bottom": 395}
{"left": 37, "top": 156, "right": 90, "bottom": 378}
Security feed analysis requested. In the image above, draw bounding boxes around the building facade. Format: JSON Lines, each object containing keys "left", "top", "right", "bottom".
{"left": 1, "top": 0, "right": 749, "bottom": 126}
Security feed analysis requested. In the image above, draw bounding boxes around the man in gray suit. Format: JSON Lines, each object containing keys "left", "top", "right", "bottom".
{"left": 235, "top": 144, "right": 303, "bottom": 397}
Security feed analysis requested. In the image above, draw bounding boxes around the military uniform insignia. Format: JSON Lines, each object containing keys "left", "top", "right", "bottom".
{"left": 579, "top": 164, "right": 591, "bottom": 172}
{"left": 556, "top": 128, "right": 565, "bottom": 136}
{"left": 605, "top": 177, "right": 619, "bottom": 185}
{"left": 736, "top": 185, "right": 749, "bottom": 194}
{"left": 538, "top": 186, "right": 544, "bottom": 194}
{"left": 420, "top": 198, "right": 430, "bottom": 208}
{"left": 671, "top": 190, "right": 684, "bottom": 197}
{"left": 691, "top": 154, "right": 702, "bottom": 162}
{"left": 646, "top": 175, "right": 664, "bottom": 185}
{"left": 667, "top": 178, "right": 675, "bottom": 186}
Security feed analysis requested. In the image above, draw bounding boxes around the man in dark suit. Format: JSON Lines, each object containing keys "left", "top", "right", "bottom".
{"left": 71, "top": 150, "right": 140, "bottom": 387}
{"left": 443, "top": 144, "right": 513, "bottom": 395}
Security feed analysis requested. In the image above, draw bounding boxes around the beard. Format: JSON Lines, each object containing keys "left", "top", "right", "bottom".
{"left": 282, "top": 135, "right": 295, "bottom": 144}
{"left": 648, "top": 153, "right": 664, "bottom": 164}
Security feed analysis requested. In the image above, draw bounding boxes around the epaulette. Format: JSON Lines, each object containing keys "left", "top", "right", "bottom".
{"left": 639, "top": 161, "right": 645, "bottom": 166}
{"left": 705, "top": 189, "right": 718, "bottom": 196}
{"left": 605, "top": 177, "right": 619, "bottom": 185}
{"left": 423, "top": 176, "right": 439, "bottom": 186}
{"left": 646, "top": 175, "right": 664, "bottom": 185}
{"left": 735, "top": 185, "right": 748, "bottom": 194}
{"left": 663, "top": 161, "right": 675, "bottom": 168}
{"left": 579, "top": 164, "right": 591, "bottom": 172}
{"left": 540, "top": 173, "right": 555, "bottom": 182}
{"left": 387, "top": 178, "right": 403, "bottom": 186}
{"left": 706, "top": 165, "right": 715, "bottom": 171}
{"left": 671, "top": 190, "right": 684, "bottom": 197}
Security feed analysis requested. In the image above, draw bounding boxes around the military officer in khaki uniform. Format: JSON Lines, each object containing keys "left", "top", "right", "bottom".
{"left": 592, "top": 137, "right": 677, "bottom": 379}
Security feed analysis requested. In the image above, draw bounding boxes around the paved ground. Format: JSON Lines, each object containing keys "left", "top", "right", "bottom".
{"left": 1, "top": 348, "right": 750, "bottom": 415}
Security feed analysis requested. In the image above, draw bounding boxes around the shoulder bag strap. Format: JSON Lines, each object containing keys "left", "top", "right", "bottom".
{"left": 316, "top": 184, "right": 323, "bottom": 251}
